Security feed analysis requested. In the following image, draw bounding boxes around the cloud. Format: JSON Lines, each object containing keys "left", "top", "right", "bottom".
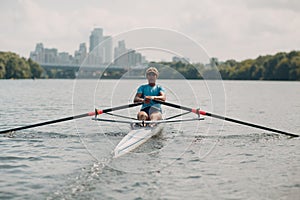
{"left": 244, "top": 0, "right": 300, "bottom": 12}
{"left": 0, "top": 0, "right": 299, "bottom": 61}
{"left": 173, "top": 0, "right": 300, "bottom": 60}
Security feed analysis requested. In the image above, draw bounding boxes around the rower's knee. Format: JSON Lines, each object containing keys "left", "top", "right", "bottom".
{"left": 150, "top": 112, "right": 162, "bottom": 121}
{"left": 137, "top": 111, "right": 148, "bottom": 120}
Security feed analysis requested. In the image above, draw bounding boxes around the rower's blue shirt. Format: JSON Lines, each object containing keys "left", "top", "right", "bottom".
{"left": 137, "top": 84, "right": 165, "bottom": 110}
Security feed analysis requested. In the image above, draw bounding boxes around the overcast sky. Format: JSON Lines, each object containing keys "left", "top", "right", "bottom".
{"left": 0, "top": 0, "right": 299, "bottom": 61}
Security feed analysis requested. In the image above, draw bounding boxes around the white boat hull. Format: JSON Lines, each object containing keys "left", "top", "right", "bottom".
{"left": 114, "top": 125, "right": 163, "bottom": 158}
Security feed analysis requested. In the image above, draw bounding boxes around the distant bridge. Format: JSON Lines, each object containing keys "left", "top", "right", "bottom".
{"left": 40, "top": 63, "right": 125, "bottom": 71}
{"left": 39, "top": 63, "right": 147, "bottom": 78}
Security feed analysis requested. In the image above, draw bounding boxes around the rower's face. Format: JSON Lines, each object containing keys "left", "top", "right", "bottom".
{"left": 147, "top": 72, "right": 157, "bottom": 83}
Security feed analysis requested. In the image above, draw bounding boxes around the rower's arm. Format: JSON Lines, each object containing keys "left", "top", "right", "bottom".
{"left": 134, "top": 93, "right": 144, "bottom": 103}
{"left": 152, "top": 91, "right": 166, "bottom": 102}
{"left": 134, "top": 92, "right": 166, "bottom": 103}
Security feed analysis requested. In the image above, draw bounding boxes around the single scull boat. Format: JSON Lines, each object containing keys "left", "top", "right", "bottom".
{"left": 92, "top": 117, "right": 204, "bottom": 157}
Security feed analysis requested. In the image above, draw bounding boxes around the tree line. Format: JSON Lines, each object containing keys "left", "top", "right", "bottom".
{"left": 0, "top": 52, "right": 43, "bottom": 79}
{"left": 0, "top": 52, "right": 77, "bottom": 79}
{"left": 151, "top": 50, "right": 300, "bottom": 80}
{"left": 1, "top": 50, "right": 299, "bottom": 80}
{"left": 217, "top": 50, "right": 300, "bottom": 80}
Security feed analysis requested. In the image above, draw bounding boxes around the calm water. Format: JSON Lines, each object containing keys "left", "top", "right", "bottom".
{"left": 0, "top": 79, "right": 299, "bottom": 199}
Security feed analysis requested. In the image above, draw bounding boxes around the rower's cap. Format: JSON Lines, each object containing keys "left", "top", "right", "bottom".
{"left": 146, "top": 67, "right": 159, "bottom": 76}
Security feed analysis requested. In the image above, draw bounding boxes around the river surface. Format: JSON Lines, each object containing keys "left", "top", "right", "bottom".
{"left": 0, "top": 79, "right": 299, "bottom": 199}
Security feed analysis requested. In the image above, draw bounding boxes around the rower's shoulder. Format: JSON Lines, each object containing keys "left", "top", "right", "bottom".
{"left": 156, "top": 84, "right": 165, "bottom": 91}
{"left": 137, "top": 84, "right": 148, "bottom": 89}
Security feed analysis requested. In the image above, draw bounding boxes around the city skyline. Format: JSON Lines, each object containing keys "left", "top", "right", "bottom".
{"left": 29, "top": 27, "right": 146, "bottom": 67}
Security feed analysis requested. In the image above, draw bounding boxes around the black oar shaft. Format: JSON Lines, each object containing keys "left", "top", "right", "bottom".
{"left": 153, "top": 100, "right": 299, "bottom": 137}
{"left": 0, "top": 102, "right": 142, "bottom": 134}
{"left": 205, "top": 112, "right": 298, "bottom": 137}
{"left": 0, "top": 115, "right": 84, "bottom": 134}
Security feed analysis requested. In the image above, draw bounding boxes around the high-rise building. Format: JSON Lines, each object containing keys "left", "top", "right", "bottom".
{"left": 114, "top": 40, "right": 143, "bottom": 67}
{"left": 30, "top": 43, "right": 44, "bottom": 63}
{"left": 79, "top": 43, "right": 87, "bottom": 54}
{"left": 114, "top": 40, "right": 127, "bottom": 66}
{"left": 89, "top": 28, "right": 103, "bottom": 52}
{"left": 35, "top": 43, "right": 44, "bottom": 54}
{"left": 103, "top": 36, "right": 112, "bottom": 64}
{"left": 58, "top": 52, "right": 72, "bottom": 64}
{"left": 44, "top": 48, "right": 58, "bottom": 63}
{"left": 89, "top": 28, "right": 103, "bottom": 65}
{"left": 88, "top": 28, "right": 114, "bottom": 65}
{"left": 74, "top": 43, "right": 87, "bottom": 64}
{"left": 30, "top": 43, "right": 60, "bottom": 64}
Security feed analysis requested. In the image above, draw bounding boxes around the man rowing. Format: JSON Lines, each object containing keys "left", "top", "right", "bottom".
{"left": 134, "top": 67, "right": 166, "bottom": 123}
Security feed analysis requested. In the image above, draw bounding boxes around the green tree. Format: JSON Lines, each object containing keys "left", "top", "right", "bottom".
{"left": 28, "top": 58, "right": 44, "bottom": 78}
{"left": 250, "top": 64, "right": 263, "bottom": 80}
{"left": 274, "top": 58, "right": 290, "bottom": 80}
{"left": 289, "top": 55, "right": 300, "bottom": 80}
{"left": 5, "top": 55, "right": 31, "bottom": 79}
{"left": 0, "top": 62, "right": 5, "bottom": 78}
{"left": 0, "top": 52, "right": 45, "bottom": 79}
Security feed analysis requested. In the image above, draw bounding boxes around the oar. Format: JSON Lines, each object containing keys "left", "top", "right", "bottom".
{"left": 0, "top": 102, "right": 142, "bottom": 134}
{"left": 153, "top": 100, "right": 299, "bottom": 137}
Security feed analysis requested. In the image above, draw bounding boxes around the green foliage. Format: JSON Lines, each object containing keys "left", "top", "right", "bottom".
{"left": 0, "top": 62, "right": 5, "bottom": 78}
{"left": 0, "top": 52, "right": 44, "bottom": 79}
{"left": 28, "top": 58, "right": 44, "bottom": 78}
{"left": 217, "top": 50, "right": 300, "bottom": 80}
{"left": 146, "top": 50, "right": 300, "bottom": 80}
{"left": 1, "top": 50, "right": 299, "bottom": 80}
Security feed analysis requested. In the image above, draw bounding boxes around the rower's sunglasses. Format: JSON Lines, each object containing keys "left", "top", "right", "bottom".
{"left": 147, "top": 72, "right": 157, "bottom": 76}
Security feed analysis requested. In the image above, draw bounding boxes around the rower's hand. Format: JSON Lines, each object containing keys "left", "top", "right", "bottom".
{"left": 144, "top": 96, "right": 154, "bottom": 104}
